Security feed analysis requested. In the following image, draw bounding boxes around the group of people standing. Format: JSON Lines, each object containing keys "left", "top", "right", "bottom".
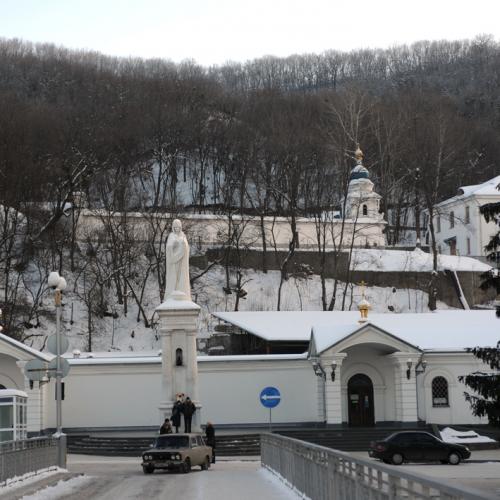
{"left": 158, "top": 394, "right": 216, "bottom": 463}
{"left": 159, "top": 394, "right": 196, "bottom": 434}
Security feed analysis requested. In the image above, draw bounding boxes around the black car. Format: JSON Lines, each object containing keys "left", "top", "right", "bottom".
{"left": 368, "top": 431, "right": 471, "bottom": 465}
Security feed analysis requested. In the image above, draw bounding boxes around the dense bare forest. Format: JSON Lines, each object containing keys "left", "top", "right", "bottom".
{"left": 1, "top": 35, "right": 499, "bottom": 345}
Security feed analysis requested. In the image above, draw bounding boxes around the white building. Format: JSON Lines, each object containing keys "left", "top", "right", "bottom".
{"left": 75, "top": 147, "right": 386, "bottom": 250}
{"left": 0, "top": 308, "right": 497, "bottom": 434}
{"left": 432, "top": 175, "right": 500, "bottom": 258}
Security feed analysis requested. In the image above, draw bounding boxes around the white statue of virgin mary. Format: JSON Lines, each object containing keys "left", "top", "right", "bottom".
{"left": 165, "top": 219, "right": 191, "bottom": 300}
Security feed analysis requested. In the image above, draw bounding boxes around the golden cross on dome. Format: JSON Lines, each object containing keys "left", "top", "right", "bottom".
{"left": 359, "top": 280, "right": 366, "bottom": 299}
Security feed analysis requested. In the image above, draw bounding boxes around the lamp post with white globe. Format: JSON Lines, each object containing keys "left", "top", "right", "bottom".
{"left": 47, "top": 271, "right": 67, "bottom": 467}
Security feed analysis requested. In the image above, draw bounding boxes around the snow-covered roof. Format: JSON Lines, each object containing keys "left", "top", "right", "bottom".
{"left": 436, "top": 175, "right": 500, "bottom": 207}
{"left": 458, "top": 175, "right": 500, "bottom": 197}
{"left": 214, "top": 310, "right": 499, "bottom": 352}
{"left": 350, "top": 248, "right": 491, "bottom": 273}
{"left": 0, "top": 389, "right": 28, "bottom": 398}
{"left": 0, "top": 332, "right": 51, "bottom": 361}
{"left": 65, "top": 352, "right": 306, "bottom": 365}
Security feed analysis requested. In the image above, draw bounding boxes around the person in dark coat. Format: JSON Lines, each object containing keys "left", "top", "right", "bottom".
{"left": 171, "top": 400, "right": 183, "bottom": 433}
{"left": 183, "top": 397, "right": 196, "bottom": 433}
{"left": 205, "top": 421, "right": 216, "bottom": 463}
{"left": 159, "top": 418, "right": 172, "bottom": 435}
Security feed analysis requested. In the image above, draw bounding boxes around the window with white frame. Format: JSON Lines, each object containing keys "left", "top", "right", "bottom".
{"left": 432, "top": 376, "right": 449, "bottom": 407}
{"left": 449, "top": 212, "right": 454, "bottom": 229}
{"left": 465, "top": 205, "right": 470, "bottom": 224}
{"left": 0, "top": 391, "right": 28, "bottom": 442}
{"left": 467, "top": 237, "right": 471, "bottom": 255}
{"left": 436, "top": 215, "right": 441, "bottom": 233}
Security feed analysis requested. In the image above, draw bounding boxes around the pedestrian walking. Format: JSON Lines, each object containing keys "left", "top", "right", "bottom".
{"left": 183, "top": 397, "right": 196, "bottom": 433}
{"left": 205, "top": 421, "right": 216, "bottom": 463}
{"left": 159, "top": 418, "right": 172, "bottom": 435}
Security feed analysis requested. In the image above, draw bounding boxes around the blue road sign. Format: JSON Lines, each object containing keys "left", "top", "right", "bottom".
{"left": 260, "top": 386, "right": 281, "bottom": 408}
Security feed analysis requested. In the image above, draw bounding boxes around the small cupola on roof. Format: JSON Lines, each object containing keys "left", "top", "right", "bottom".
{"left": 350, "top": 146, "right": 370, "bottom": 181}
{"left": 358, "top": 281, "right": 371, "bottom": 324}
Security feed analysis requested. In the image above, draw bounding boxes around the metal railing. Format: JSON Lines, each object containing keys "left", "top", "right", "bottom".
{"left": 261, "top": 433, "right": 497, "bottom": 500}
{"left": 0, "top": 437, "right": 59, "bottom": 485}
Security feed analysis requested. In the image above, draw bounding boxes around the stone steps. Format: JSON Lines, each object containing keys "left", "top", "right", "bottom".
{"left": 67, "top": 434, "right": 261, "bottom": 457}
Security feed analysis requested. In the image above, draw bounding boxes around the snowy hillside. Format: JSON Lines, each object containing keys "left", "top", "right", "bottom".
{"left": 23, "top": 264, "right": 453, "bottom": 356}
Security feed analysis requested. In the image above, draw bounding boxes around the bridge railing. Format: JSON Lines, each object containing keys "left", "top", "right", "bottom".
{"left": 0, "top": 437, "right": 59, "bottom": 485}
{"left": 261, "top": 433, "right": 496, "bottom": 500}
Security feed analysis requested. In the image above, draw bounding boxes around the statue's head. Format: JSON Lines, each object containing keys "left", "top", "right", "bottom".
{"left": 172, "top": 219, "right": 182, "bottom": 234}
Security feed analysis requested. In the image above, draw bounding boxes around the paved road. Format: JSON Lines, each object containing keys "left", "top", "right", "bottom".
{"left": 60, "top": 455, "right": 297, "bottom": 500}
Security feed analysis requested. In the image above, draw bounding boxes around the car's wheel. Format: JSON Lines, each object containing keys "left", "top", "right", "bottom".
{"left": 182, "top": 458, "right": 191, "bottom": 473}
{"left": 391, "top": 453, "right": 404, "bottom": 465}
{"left": 201, "top": 456, "right": 210, "bottom": 471}
{"left": 143, "top": 465, "right": 154, "bottom": 474}
{"left": 448, "top": 452, "right": 461, "bottom": 465}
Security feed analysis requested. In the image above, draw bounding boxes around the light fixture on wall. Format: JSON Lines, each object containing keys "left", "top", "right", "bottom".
{"left": 415, "top": 359, "right": 427, "bottom": 375}
{"left": 406, "top": 359, "right": 413, "bottom": 380}
{"left": 310, "top": 355, "right": 326, "bottom": 379}
{"left": 331, "top": 361, "right": 337, "bottom": 382}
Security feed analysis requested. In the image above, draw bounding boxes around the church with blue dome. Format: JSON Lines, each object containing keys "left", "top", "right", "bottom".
{"left": 344, "top": 147, "right": 386, "bottom": 245}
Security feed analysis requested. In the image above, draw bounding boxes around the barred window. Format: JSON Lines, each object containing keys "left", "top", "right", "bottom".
{"left": 432, "top": 376, "right": 449, "bottom": 407}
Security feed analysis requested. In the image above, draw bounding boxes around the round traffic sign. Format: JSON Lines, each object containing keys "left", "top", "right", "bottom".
{"left": 48, "top": 357, "right": 71, "bottom": 378}
{"left": 260, "top": 386, "right": 281, "bottom": 408}
{"left": 25, "top": 359, "right": 47, "bottom": 381}
{"left": 47, "top": 334, "right": 70, "bottom": 355}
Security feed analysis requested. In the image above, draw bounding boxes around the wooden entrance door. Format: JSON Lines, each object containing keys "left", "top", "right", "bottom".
{"left": 348, "top": 374, "right": 374, "bottom": 426}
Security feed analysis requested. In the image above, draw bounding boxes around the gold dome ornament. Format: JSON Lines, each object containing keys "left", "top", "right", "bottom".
{"left": 357, "top": 281, "right": 371, "bottom": 323}
{"left": 355, "top": 145, "right": 364, "bottom": 164}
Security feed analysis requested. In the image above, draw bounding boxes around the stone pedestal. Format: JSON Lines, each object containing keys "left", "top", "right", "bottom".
{"left": 156, "top": 291, "right": 202, "bottom": 432}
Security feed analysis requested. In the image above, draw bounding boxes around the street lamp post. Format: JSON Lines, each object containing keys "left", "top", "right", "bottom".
{"left": 47, "top": 271, "right": 67, "bottom": 468}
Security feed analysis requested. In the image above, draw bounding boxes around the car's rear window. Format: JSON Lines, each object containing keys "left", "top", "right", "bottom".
{"left": 156, "top": 436, "right": 189, "bottom": 449}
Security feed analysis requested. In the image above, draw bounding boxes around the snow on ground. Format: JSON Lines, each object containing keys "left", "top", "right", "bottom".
{"left": 440, "top": 427, "right": 497, "bottom": 444}
{"left": 351, "top": 248, "right": 491, "bottom": 272}
{"left": 23, "top": 263, "right": 453, "bottom": 355}
{"left": 0, "top": 466, "right": 64, "bottom": 491}
{"left": 20, "top": 475, "right": 92, "bottom": 500}
{"left": 259, "top": 467, "right": 308, "bottom": 499}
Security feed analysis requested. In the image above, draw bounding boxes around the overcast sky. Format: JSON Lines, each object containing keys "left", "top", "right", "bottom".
{"left": 1, "top": 0, "right": 499, "bottom": 66}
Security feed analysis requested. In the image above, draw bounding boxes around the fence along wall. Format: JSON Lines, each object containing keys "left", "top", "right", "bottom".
{"left": 0, "top": 437, "right": 58, "bottom": 484}
{"left": 261, "top": 433, "right": 495, "bottom": 500}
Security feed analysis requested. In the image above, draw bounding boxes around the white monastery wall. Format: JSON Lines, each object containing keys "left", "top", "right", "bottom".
{"left": 43, "top": 357, "right": 319, "bottom": 429}
{"left": 44, "top": 364, "right": 162, "bottom": 429}
{"left": 417, "top": 354, "right": 487, "bottom": 426}
{"left": 199, "top": 359, "right": 317, "bottom": 425}
{"left": 76, "top": 210, "right": 386, "bottom": 250}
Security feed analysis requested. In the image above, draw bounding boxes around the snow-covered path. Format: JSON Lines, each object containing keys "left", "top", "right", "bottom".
{"left": 42, "top": 456, "right": 302, "bottom": 500}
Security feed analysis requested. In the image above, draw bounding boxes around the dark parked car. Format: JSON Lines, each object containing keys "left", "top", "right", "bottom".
{"left": 141, "top": 433, "right": 212, "bottom": 474}
{"left": 368, "top": 431, "right": 471, "bottom": 465}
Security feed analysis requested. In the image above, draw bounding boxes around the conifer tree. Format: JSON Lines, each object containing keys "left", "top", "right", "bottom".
{"left": 459, "top": 190, "right": 500, "bottom": 426}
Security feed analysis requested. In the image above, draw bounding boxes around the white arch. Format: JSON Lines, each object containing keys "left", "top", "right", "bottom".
{"left": 341, "top": 362, "right": 385, "bottom": 389}
{"left": 0, "top": 372, "right": 20, "bottom": 389}
{"left": 423, "top": 368, "right": 456, "bottom": 388}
